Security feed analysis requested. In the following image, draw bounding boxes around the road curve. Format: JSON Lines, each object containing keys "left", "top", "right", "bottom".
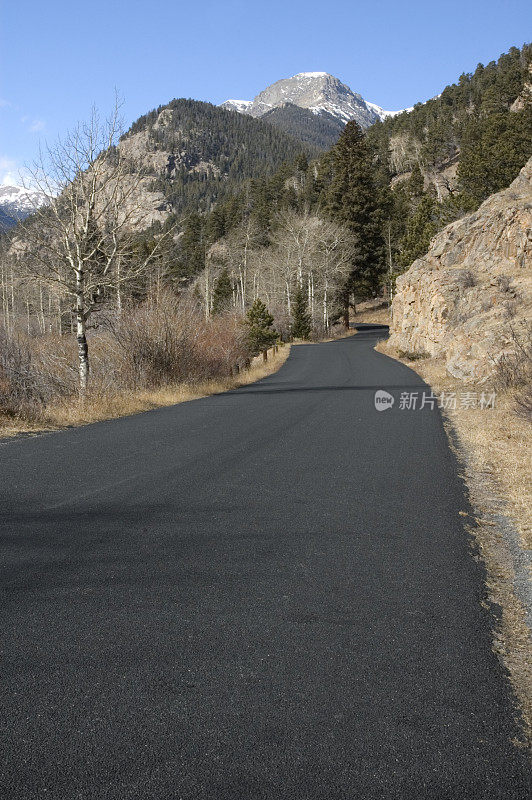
{"left": 1, "top": 326, "right": 530, "bottom": 799}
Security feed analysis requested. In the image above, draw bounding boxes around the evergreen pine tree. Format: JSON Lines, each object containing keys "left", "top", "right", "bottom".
{"left": 295, "top": 153, "right": 309, "bottom": 173}
{"left": 206, "top": 207, "right": 226, "bottom": 244}
{"left": 398, "top": 195, "right": 438, "bottom": 268}
{"left": 407, "top": 163, "right": 425, "bottom": 203}
{"left": 326, "top": 121, "right": 385, "bottom": 305}
{"left": 212, "top": 268, "right": 233, "bottom": 314}
{"left": 177, "top": 213, "right": 205, "bottom": 277}
{"left": 291, "top": 285, "right": 312, "bottom": 339}
{"left": 243, "top": 299, "right": 278, "bottom": 357}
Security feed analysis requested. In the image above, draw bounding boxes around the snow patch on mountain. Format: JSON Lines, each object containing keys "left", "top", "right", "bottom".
{"left": 309, "top": 104, "right": 356, "bottom": 123}
{"left": 0, "top": 184, "right": 48, "bottom": 226}
{"left": 365, "top": 101, "right": 414, "bottom": 120}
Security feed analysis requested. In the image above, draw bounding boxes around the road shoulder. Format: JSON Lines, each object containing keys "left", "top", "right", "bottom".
{"left": 373, "top": 336, "right": 532, "bottom": 746}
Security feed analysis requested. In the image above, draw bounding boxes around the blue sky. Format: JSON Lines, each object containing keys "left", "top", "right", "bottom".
{"left": 1, "top": 0, "right": 531, "bottom": 185}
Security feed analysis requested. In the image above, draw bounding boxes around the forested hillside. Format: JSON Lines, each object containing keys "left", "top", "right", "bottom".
{"left": 121, "top": 99, "right": 318, "bottom": 216}
{"left": 261, "top": 104, "right": 345, "bottom": 149}
{"left": 366, "top": 43, "right": 532, "bottom": 204}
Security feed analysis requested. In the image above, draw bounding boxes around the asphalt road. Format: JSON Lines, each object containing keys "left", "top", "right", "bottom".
{"left": 1, "top": 325, "right": 530, "bottom": 799}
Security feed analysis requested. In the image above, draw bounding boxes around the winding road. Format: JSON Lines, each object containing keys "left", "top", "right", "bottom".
{"left": 1, "top": 325, "right": 530, "bottom": 798}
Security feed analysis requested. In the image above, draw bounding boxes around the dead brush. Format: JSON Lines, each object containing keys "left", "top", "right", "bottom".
{"left": 0, "top": 327, "right": 55, "bottom": 420}
{"left": 109, "top": 293, "right": 249, "bottom": 389}
{"left": 0, "top": 292, "right": 263, "bottom": 431}
{"left": 494, "top": 323, "right": 532, "bottom": 421}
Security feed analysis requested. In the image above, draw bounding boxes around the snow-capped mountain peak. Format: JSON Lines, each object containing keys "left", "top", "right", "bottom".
{"left": 0, "top": 184, "right": 48, "bottom": 229}
{"left": 220, "top": 99, "right": 253, "bottom": 113}
{"left": 220, "top": 72, "right": 412, "bottom": 129}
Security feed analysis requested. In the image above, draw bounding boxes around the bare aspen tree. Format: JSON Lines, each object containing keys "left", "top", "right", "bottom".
{"left": 198, "top": 210, "right": 355, "bottom": 336}
{"left": 269, "top": 212, "right": 354, "bottom": 332}
{"left": 311, "top": 218, "right": 355, "bottom": 331}
{"left": 15, "top": 99, "right": 174, "bottom": 396}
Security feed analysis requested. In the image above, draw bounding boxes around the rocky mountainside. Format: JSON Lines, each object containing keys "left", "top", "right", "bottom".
{"left": 389, "top": 157, "right": 532, "bottom": 380}
{"left": 221, "top": 72, "right": 407, "bottom": 129}
{"left": 120, "top": 99, "right": 317, "bottom": 218}
{"left": 366, "top": 44, "right": 532, "bottom": 200}
{"left": 0, "top": 185, "right": 48, "bottom": 229}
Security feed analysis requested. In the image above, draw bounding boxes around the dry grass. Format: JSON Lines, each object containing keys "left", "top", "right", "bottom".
{"left": 352, "top": 299, "right": 392, "bottom": 326}
{"left": 315, "top": 326, "right": 358, "bottom": 343}
{"left": 0, "top": 345, "right": 291, "bottom": 438}
{"left": 377, "top": 340, "right": 532, "bottom": 741}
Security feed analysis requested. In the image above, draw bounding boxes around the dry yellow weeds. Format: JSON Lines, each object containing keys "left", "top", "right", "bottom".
{"left": 352, "top": 300, "right": 392, "bottom": 326}
{"left": 0, "top": 345, "right": 290, "bottom": 438}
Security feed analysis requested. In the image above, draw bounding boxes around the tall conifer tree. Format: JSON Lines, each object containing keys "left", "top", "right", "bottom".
{"left": 291, "top": 286, "right": 312, "bottom": 339}
{"left": 212, "top": 268, "right": 233, "bottom": 314}
{"left": 326, "top": 121, "right": 385, "bottom": 318}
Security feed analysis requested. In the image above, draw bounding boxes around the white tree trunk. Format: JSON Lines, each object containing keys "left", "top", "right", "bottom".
{"left": 116, "top": 256, "right": 122, "bottom": 316}
{"left": 204, "top": 264, "right": 210, "bottom": 320}
{"left": 75, "top": 270, "right": 89, "bottom": 397}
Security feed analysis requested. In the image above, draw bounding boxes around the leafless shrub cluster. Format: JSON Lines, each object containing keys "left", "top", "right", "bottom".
{"left": 110, "top": 293, "right": 248, "bottom": 389}
{"left": 397, "top": 349, "right": 430, "bottom": 361}
{"left": 456, "top": 269, "right": 477, "bottom": 289}
{"left": 0, "top": 295, "right": 250, "bottom": 423}
{"left": 0, "top": 327, "right": 67, "bottom": 418}
{"left": 495, "top": 323, "right": 532, "bottom": 421}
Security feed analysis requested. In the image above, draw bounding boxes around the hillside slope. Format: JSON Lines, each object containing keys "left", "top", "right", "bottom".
{"left": 389, "top": 157, "right": 532, "bottom": 380}
{"left": 367, "top": 44, "right": 532, "bottom": 202}
{"left": 120, "top": 99, "right": 317, "bottom": 218}
{"left": 261, "top": 104, "right": 344, "bottom": 149}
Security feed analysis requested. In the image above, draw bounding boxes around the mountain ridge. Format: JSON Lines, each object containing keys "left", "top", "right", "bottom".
{"left": 221, "top": 71, "right": 411, "bottom": 127}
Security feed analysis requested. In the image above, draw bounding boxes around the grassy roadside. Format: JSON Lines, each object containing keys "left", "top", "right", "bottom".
{"left": 0, "top": 345, "right": 291, "bottom": 439}
{"left": 352, "top": 299, "right": 392, "bottom": 326}
{"left": 372, "top": 336, "right": 531, "bottom": 743}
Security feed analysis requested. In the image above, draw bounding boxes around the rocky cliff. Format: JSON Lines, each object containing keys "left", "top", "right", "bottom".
{"left": 389, "top": 158, "right": 532, "bottom": 381}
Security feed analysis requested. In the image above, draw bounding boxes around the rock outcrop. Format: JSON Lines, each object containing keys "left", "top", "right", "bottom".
{"left": 389, "top": 158, "right": 532, "bottom": 381}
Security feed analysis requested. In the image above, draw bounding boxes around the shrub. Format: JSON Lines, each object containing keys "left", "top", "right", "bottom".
{"left": 0, "top": 291, "right": 251, "bottom": 422}
{"left": 456, "top": 270, "right": 476, "bottom": 289}
{"left": 0, "top": 327, "right": 47, "bottom": 419}
{"left": 398, "top": 349, "right": 430, "bottom": 361}
{"left": 110, "top": 292, "right": 249, "bottom": 388}
{"left": 495, "top": 323, "right": 532, "bottom": 421}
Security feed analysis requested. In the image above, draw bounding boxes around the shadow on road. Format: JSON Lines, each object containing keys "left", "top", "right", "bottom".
{"left": 233, "top": 383, "right": 425, "bottom": 395}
